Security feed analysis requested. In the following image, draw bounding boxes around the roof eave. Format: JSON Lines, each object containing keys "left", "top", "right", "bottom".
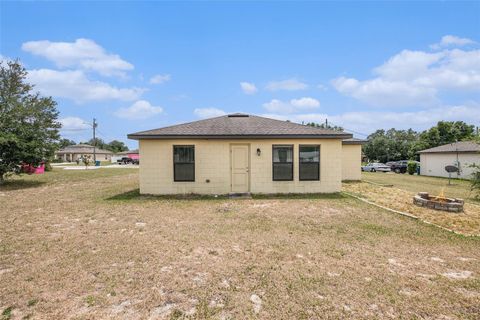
{"left": 342, "top": 140, "right": 367, "bottom": 145}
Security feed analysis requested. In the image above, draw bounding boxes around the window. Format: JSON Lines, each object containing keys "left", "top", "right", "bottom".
{"left": 173, "top": 145, "right": 195, "bottom": 181}
{"left": 272, "top": 145, "right": 293, "bottom": 181}
{"left": 299, "top": 145, "right": 320, "bottom": 181}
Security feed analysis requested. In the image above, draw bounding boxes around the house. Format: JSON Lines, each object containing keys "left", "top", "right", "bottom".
{"left": 342, "top": 138, "right": 367, "bottom": 181}
{"left": 418, "top": 141, "right": 480, "bottom": 179}
{"left": 55, "top": 144, "right": 113, "bottom": 162}
{"left": 127, "top": 113, "right": 363, "bottom": 195}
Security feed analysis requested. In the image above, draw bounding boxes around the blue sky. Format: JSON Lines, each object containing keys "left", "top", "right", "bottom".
{"left": 1, "top": 1, "right": 479, "bottom": 148}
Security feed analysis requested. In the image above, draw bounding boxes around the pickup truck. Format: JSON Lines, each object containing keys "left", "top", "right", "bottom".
{"left": 117, "top": 157, "right": 133, "bottom": 165}
{"left": 388, "top": 160, "right": 408, "bottom": 174}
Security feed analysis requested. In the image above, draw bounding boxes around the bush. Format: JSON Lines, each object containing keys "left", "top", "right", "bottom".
{"left": 44, "top": 162, "right": 53, "bottom": 172}
{"left": 407, "top": 161, "right": 418, "bottom": 175}
{"left": 471, "top": 164, "right": 480, "bottom": 199}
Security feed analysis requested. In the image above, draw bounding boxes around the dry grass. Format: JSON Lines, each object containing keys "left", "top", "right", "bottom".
{"left": 343, "top": 173, "right": 480, "bottom": 236}
{"left": 361, "top": 172, "right": 479, "bottom": 203}
{"left": 1, "top": 169, "right": 479, "bottom": 319}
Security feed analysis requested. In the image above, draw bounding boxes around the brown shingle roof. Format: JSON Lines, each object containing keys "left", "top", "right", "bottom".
{"left": 418, "top": 141, "right": 480, "bottom": 154}
{"left": 342, "top": 138, "right": 367, "bottom": 145}
{"left": 128, "top": 114, "right": 352, "bottom": 140}
{"left": 56, "top": 144, "right": 113, "bottom": 154}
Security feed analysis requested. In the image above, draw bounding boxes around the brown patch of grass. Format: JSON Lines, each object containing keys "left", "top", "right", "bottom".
{"left": 0, "top": 169, "right": 479, "bottom": 319}
{"left": 343, "top": 180, "right": 480, "bottom": 236}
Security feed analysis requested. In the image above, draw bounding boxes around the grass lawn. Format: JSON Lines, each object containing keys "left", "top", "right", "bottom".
{"left": 361, "top": 172, "right": 478, "bottom": 203}
{"left": 1, "top": 169, "right": 479, "bottom": 319}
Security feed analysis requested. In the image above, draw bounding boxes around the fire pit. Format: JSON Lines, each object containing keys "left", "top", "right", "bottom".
{"left": 413, "top": 191, "right": 464, "bottom": 213}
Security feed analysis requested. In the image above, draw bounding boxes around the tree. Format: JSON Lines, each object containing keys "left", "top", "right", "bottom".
{"left": 363, "top": 129, "right": 418, "bottom": 163}
{"left": 417, "top": 121, "right": 475, "bottom": 150}
{"left": 58, "top": 138, "right": 76, "bottom": 149}
{"left": 0, "top": 60, "right": 61, "bottom": 182}
{"left": 105, "top": 140, "right": 129, "bottom": 153}
{"left": 306, "top": 122, "right": 344, "bottom": 131}
{"left": 85, "top": 138, "right": 106, "bottom": 150}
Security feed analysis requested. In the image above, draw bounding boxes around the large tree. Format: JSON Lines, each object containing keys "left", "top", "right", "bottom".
{"left": 105, "top": 140, "right": 129, "bottom": 153}
{"left": 363, "top": 128, "right": 418, "bottom": 163}
{"left": 0, "top": 60, "right": 61, "bottom": 181}
{"left": 415, "top": 121, "right": 475, "bottom": 151}
{"left": 58, "top": 138, "right": 76, "bottom": 149}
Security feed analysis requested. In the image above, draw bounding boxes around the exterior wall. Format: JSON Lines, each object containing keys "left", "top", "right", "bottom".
{"left": 139, "top": 139, "right": 343, "bottom": 195}
{"left": 420, "top": 152, "right": 479, "bottom": 179}
{"left": 342, "top": 144, "right": 362, "bottom": 181}
{"left": 55, "top": 153, "right": 112, "bottom": 162}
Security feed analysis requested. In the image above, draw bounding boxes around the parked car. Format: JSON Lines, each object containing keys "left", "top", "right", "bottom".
{"left": 117, "top": 157, "right": 133, "bottom": 164}
{"left": 389, "top": 160, "right": 409, "bottom": 174}
{"left": 132, "top": 158, "right": 139, "bottom": 165}
{"left": 361, "top": 162, "right": 391, "bottom": 172}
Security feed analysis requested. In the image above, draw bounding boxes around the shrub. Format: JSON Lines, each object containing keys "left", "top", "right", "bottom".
{"left": 407, "top": 161, "right": 418, "bottom": 175}
{"left": 44, "top": 162, "right": 52, "bottom": 172}
{"left": 471, "top": 164, "right": 480, "bottom": 199}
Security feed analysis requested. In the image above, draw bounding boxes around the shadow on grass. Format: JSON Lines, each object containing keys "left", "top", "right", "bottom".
{"left": 106, "top": 189, "right": 346, "bottom": 201}
{"left": 106, "top": 189, "right": 229, "bottom": 201}
{"left": 0, "top": 179, "right": 46, "bottom": 191}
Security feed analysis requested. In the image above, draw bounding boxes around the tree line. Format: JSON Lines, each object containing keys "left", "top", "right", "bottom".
{"left": 364, "top": 122, "right": 479, "bottom": 163}
{"left": 58, "top": 138, "right": 129, "bottom": 153}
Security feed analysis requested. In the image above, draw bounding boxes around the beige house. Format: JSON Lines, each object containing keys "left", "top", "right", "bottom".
{"left": 419, "top": 141, "right": 480, "bottom": 179}
{"left": 128, "top": 114, "right": 363, "bottom": 195}
{"left": 342, "top": 138, "right": 366, "bottom": 181}
{"left": 55, "top": 144, "right": 113, "bottom": 162}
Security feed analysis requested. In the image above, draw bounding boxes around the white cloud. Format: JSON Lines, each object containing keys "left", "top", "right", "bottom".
{"left": 263, "top": 97, "right": 320, "bottom": 114}
{"left": 150, "top": 74, "right": 171, "bottom": 84}
{"left": 240, "top": 82, "right": 258, "bottom": 94}
{"left": 332, "top": 47, "right": 480, "bottom": 107}
{"left": 290, "top": 97, "right": 320, "bottom": 108}
{"left": 22, "top": 38, "right": 133, "bottom": 77}
{"left": 194, "top": 107, "right": 226, "bottom": 118}
{"left": 59, "top": 117, "right": 90, "bottom": 131}
{"left": 265, "top": 78, "right": 308, "bottom": 91}
{"left": 262, "top": 103, "right": 480, "bottom": 135}
{"left": 27, "top": 69, "right": 145, "bottom": 102}
{"left": 115, "top": 100, "right": 163, "bottom": 120}
{"left": 431, "top": 35, "right": 476, "bottom": 50}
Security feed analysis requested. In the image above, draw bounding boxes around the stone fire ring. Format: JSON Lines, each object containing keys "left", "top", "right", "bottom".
{"left": 413, "top": 192, "right": 464, "bottom": 213}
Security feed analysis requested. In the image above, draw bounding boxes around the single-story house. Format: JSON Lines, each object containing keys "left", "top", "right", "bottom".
{"left": 127, "top": 113, "right": 364, "bottom": 195}
{"left": 55, "top": 144, "right": 113, "bottom": 162}
{"left": 419, "top": 141, "right": 480, "bottom": 179}
{"left": 342, "top": 138, "right": 367, "bottom": 181}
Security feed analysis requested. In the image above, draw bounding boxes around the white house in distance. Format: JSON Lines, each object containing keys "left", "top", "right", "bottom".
{"left": 55, "top": 144, "right": 113, "bottom": 162}
{"left": 128, "top": 113, "right": 365, "bottom": 195}
{"left": 419, "top": 141, "right": 480, "bottom": 179}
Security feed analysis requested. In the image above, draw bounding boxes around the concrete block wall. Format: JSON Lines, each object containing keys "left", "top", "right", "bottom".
{"left": 139, "top": 139, "right": 343, "bottom": 195}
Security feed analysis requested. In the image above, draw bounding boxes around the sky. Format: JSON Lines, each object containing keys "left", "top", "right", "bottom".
{"left": 1, "top": 1, "right": 479, "bottom": 149}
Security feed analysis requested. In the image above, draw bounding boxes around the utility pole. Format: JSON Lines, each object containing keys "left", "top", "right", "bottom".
{"left": 92, "top": 118, "right": 98, "bottom": 162}
{"left": 325, "top": 118, "right": 328, "bottom": 128}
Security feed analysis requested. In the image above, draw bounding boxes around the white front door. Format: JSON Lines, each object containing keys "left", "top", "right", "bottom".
{"left": 231, "top": 145, "right": 250, "bottom": 193}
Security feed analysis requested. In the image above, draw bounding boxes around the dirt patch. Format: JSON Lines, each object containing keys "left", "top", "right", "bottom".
{"left": 0, "top": 169, "right": 479, "bottom": 319}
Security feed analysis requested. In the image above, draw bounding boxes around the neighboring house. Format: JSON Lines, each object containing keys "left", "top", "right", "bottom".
{"left": 55, "top": 144, "right": 113, "bottom": 162}
{"left": 342, "top": 138, "right": 367, "bottom": 180}
{"left": 128, "top": 113, "right": 363, "bottom": 195}
{"left": 419, "top": 141, "right": 480, "bottom": 179}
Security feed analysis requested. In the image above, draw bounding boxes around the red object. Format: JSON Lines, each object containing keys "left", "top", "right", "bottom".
{"left": 22, "top": 162, "right": 45, "bottom": 174}
{"left": 128, "top": 152, "right": 139, "bottom": 160}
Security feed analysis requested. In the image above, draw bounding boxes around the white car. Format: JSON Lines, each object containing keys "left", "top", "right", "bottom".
{"left": 361, "top": 163, "right": 391, "bottom": 172}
